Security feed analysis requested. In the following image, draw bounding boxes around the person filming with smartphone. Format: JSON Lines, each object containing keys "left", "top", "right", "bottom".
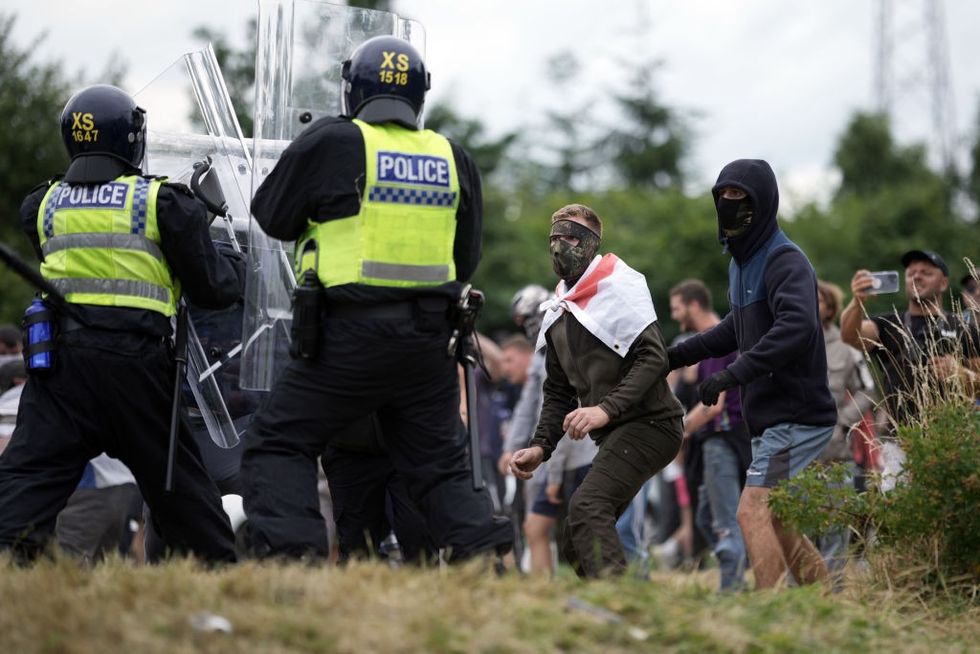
{"left": 841, "top": 250, "right": 980, "bottom": 432}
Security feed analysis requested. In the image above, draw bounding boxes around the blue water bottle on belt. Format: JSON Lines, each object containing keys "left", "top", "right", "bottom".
{"left": 23, "top": 297, "right": 55, "bottom": 371}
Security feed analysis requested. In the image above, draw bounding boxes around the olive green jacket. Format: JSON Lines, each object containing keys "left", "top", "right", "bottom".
{"left": 529, "top": 312, "right": 683, "bottom": 460}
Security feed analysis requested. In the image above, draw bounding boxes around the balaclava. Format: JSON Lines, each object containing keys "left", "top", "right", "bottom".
{"left": 717, "top": 195, "right": 754, "bottom": 238}
{"left": 711, "top": 159, "right": 779, "bottom": 263}
{"left": 549, "top": 219, "right": 601, "bottom": 286}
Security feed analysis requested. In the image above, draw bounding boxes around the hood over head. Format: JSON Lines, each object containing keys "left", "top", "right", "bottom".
{"left": 711, "top": 159, "right": 779, "bottom": 262}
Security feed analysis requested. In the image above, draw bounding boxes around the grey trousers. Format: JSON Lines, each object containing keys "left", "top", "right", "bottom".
{"left": 56, "top": 483, "right": 140, "bottom": 563}
{"left": 560, "top": 417, "right": 682, "bottom": 578}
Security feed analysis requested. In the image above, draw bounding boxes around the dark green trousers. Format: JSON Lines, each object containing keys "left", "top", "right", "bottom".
{"left": 560, "top": 417, "right": 682, "bottom": 578}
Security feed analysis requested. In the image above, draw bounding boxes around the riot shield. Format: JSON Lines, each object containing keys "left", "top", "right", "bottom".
{"left": 136, "top": 44, "right": 252, "bottom": 245}
{"left": 134, "top": 45, "right": 257, "bottom": 449}
{"left": 242, "top": 0, "right": 426, "bottom": 391}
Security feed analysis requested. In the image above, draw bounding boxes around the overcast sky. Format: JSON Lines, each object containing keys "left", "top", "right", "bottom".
{"left": 10, "top": 0, "right": 980, "bottom": 208}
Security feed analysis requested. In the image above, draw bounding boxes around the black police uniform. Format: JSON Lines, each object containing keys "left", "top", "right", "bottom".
{"left": 0, "top": 172, "right": 244, "bottom": 563}
{"left": 322, "top": 414, "right": 436, "bottom": 563}
{"left": 143, "top": 299, "right": 262, "bottom": 561}
{"left": 241, "top": 115, "right": 513, "bottom": 560}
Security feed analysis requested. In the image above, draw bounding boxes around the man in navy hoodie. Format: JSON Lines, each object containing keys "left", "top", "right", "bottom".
{"left": 667, "top": 159, "right": 836, "bottom": 589}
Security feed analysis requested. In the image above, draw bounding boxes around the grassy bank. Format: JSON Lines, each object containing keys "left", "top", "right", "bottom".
{"left": 1, "top": 558, "right": 977, "bottom": 653}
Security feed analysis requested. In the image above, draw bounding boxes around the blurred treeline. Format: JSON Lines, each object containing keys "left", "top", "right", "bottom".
{"left": 1, "top": 10, "right": 977, "bottom": 342}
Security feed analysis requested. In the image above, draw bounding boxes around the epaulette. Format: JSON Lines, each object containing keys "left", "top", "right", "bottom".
{"left": 29, "top": 176, "right": 61, "bottom": 195}
{"left": 160, "top": 181, "right": 196, "bottom": 199}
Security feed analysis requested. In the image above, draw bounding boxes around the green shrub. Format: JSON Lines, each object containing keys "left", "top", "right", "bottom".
{"left": 878, "top": 404, "right": 980, "bottom": 581}
{"left": 770, "top": 402, "right": 980, "bottom": 594}
{"left": 767, "top": 462, "right": 870, "bottom": 542}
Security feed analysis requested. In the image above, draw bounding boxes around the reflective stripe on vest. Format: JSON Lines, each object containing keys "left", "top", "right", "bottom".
{"left": 41, "top": 233, "right": 165, "bottom": 260}
{"left": 298, "top": 119, "right": 460, "bottom": 288}
{"left": 36, "top": 176, "right": 178, "bottom": 316}
{"left": 360, "top": 260, "right": 450, "bottom": 284}
{"left": 49, "top": 278, "right": 171, "bottom": 306}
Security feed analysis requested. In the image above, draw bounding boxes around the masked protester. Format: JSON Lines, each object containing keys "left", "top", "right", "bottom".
{"left": 666, "top": 159, "right": 836, "bottom": 590}
{"left": 509, "top": 203, "right": 682, "bottom": 579}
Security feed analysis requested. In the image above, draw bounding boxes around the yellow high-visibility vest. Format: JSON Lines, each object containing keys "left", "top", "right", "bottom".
{"left": 36, "top": 175, "right": 178, "bottom": 316}
{"left": 297, "top": 119, "right": 460, "bottom": 288}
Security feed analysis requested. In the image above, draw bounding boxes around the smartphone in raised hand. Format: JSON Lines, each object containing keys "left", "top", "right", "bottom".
{"left": 867, "top": 270, "right": 900, "bottom": 295}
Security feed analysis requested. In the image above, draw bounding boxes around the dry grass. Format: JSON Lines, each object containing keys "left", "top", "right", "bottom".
{"left": 1, "top": 556, "right": 977, "bottom": 653}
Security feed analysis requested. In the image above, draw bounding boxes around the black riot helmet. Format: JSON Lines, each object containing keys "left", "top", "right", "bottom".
{"left": 341, "top": 36, "right": 430, "bottom": 129}
{"left": 60, "top": 85, "right": 146, "bottom": 183}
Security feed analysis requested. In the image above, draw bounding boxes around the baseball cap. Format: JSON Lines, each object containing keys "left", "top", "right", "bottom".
{"left": 900, "top": 250, "right": 949, "bottom": 277}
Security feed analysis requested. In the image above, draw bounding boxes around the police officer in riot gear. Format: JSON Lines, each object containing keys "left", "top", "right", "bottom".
{"left": 0, "top": 85, "right": 243, "bottom": 563}
{"left": 242, "top": 36, "right": 513, "bottom": 560}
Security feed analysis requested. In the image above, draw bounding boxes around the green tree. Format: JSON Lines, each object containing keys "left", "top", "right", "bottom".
{"left": 424, "top": 103, "right": 517, "bottom": 179}
{"left": 790, "top": 109, "right": 974, "bottom": 311}
{"left": 833, "top": 112, "right": 935, "bottom": 198}
{"left": 966, "top": 99, "right": 980, "bottom": 214}
{"left": 192, "top": 19, "right": 256, "bottom": 136}
{"left": 604, "top": 60, "right": 691, "bottom": 191}
{"left": 0, "top": 14, "right": 71, "bottom": 324}
{"left": 534, "top": 51, "right": 603, "bottom": 193}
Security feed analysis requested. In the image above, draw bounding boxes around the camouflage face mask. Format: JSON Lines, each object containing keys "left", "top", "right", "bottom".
{"left": 549, "top": 219, "right": 600, "bottom": 284}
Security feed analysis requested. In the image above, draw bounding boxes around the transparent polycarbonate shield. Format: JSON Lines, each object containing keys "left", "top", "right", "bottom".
{"left": 242, "top": 0, "right": 426, "bottom": 391}
{"left": 134, "top": 45, "right": 254, "bottom": 449}
{"left": 137, "top": 44, "right": 252, "bottom": 247}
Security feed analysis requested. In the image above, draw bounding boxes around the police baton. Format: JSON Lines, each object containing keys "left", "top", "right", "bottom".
{"left": 164, "top": 301, "right": 189, "bottom": 493}
{"left": 0, "top": 241, "right": 94, "bottom": 331}
{"left": 450, "top": 285, "right": 486, "bottom": 491}
{"left": 0, "top": 241, "right": 68, "bottom": 309}
{"left": 462, "top": 344, "right": 483, "bottom": 491}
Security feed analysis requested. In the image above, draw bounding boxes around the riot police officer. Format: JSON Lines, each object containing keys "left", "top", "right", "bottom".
{"left": 0, "top": 85, "right": 243, "bottom": 563}
{"left": 242, "top": 36, "right": 512, "bottom": 560}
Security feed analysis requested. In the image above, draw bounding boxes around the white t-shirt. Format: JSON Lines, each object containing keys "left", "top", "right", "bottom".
{"left": 0, "top": 384, "right": 23, "bottom": 439}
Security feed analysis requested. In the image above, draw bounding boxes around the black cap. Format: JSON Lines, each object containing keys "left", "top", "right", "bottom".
{"left": 901, "top": 250, "right": 948, "bottom": 277}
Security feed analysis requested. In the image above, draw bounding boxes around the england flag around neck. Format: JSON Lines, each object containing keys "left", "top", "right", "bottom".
{"left": 536, "top": 254, "right": 657, "bottom": 358}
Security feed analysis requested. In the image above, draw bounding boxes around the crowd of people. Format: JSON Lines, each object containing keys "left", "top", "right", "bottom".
{"left": 0, "top": 33, "right": 978, "bottom": 593}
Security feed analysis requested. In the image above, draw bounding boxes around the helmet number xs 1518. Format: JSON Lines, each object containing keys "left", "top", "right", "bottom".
{"left": 379, "top": 50, "right": 410, "bottom": 86}
{"left": 379, "top": 70, "right": 408, "bottom": 85}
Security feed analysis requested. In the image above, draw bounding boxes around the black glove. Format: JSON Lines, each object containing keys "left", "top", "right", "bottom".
{"left": 215, "top": 244, "right": 247, "bottom": 300}
{"left": 666, "top": 346, "right": 680, "bottom": 371}
{"left": 698, "top": 369, "right": 737, "bottom": 406}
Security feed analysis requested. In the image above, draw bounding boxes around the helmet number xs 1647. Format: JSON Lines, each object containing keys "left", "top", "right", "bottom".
{"left": 72, "top": 129, "right": 99, "bottom": 143}
{"left": 70, "top": 112, "right": 99, "bottom": 143}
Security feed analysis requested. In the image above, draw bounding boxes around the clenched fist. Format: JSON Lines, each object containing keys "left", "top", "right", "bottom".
{"left": 562, "top": 406, "right": 609, "bottom": 439}
{"left": 509, "top": 446, "right": 545, "bottom": 480}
